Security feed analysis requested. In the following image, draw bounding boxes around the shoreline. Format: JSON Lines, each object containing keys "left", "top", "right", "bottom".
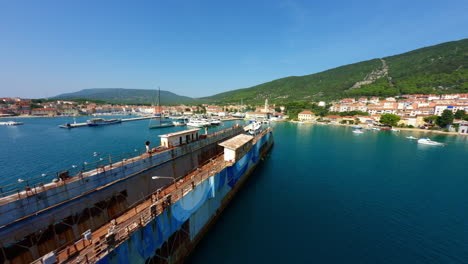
{"left": 290, "top": 121, "right": 467, "bottom": 136}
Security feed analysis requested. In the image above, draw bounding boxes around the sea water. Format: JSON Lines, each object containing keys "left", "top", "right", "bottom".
{"left": 188, "top": 123, "right": 468, "bottom": 264}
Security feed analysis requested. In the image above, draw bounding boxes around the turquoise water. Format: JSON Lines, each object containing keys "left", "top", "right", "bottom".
{"left": 188, "top": 123, "right": 468, "bottom": 264}
{"left": 1, "top": 120, "right": 467, "bottom": 263}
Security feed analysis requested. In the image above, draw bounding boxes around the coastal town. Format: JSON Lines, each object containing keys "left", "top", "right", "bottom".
{"left": 1, "top": 93, "right": 468, "bottom": 134}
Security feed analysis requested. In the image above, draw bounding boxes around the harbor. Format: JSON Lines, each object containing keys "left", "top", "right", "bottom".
{"left": 1, "top": 119, "right": 468, "bottom": 263}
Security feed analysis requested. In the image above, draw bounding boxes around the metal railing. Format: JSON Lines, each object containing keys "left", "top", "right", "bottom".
{"left": 0, "top": 147, "right": 151, "bottom": 198}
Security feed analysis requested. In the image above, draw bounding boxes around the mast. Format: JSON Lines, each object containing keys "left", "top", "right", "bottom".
{"left": 158, "top": 86, "right": 161, "bottom": 124}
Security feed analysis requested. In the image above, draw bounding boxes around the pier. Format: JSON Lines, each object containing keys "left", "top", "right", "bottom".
{"left": 59, "top": 116, "right": 154, "bottom": 128}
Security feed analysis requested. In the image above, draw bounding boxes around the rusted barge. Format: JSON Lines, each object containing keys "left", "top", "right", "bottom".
{"left": 0, "top": 124, "right": 273, "bottom": 263}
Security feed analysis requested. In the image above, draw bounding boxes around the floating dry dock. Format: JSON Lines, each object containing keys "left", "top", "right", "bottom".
{"left": 0, "top": 124, "right": 273, "bottom": 263}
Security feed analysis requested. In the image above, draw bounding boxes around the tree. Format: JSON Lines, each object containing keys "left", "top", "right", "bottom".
{"left": 423, "top": 116, "right": 438, "bottom": 125}
{"left": 454, "top": 110, "right": 466, "bottom": 119}
{"left": 436, "top": 109, "right": 454, "bottom": 128}
{"left": 379, "top": 114, "right": 401, "bottom": 127}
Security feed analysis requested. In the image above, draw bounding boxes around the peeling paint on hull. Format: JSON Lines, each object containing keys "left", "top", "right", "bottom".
{"left": 97, "top": 131, "right": 274, "bottom": 264}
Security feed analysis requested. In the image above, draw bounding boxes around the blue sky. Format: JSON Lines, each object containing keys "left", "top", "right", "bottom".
{"left": 0, "top": 0, "right": 467, "bottom": 98}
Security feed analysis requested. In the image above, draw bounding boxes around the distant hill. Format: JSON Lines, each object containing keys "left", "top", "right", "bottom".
{"left": 52, "top": 39, "right": 468, "bottom": 105}
{"left": 202, "top": 38, "right": 468, "bottom": 104}
{"left": 54, "top": 88, "right": 196, "bottom": 105}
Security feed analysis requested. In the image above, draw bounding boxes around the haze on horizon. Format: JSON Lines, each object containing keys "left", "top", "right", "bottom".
{"left": 0, "top": 0, "right": 467, "bottom": 99}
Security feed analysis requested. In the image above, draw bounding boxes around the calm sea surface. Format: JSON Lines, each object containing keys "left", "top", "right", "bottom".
{"left": 1, "top": 119, "right": 467, "bottom": 263}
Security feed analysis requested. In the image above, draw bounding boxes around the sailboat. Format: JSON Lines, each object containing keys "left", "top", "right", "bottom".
{"left": 149, "top": 87, "right": 174, "bottom": 129}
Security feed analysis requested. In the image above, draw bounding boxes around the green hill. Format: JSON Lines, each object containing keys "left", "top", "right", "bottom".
{"left": 54, "top": 88, "right": 196, "bottom": 105}
{"left": 202, "top": 38, "right": 468, "bottom": 104}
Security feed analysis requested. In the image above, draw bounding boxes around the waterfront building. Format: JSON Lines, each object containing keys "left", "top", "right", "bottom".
{"left": 325, "top": 115, "right": 341, "bottom": 123}
{"left": 31, "top": 108, "right": 58, "bottom": 116}
{"left": 298, "top": 111, "right": 315, "bottom": 121}
{"left": 459, "top": 122, "right": 468, "bottom": 134}
{"left": 246, "top": 111, "right": 270, "bottom": 120}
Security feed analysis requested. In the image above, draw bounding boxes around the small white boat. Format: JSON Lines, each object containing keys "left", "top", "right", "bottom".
{"left": 187, "top": 119, "right": 210, "bottom": 127}
{"left": 172, "top": 121, "right": 186, "bottom": 126}
{"left": 352, "top": 130, "right": 364, "bottom": 134}
{"left": 0, "top": 121, "right": 24, "bottom": 126}
{"left": 417, "top": 138, "right": 444, "bottom": 146}
{"left": 210, "top": 119, "right": 222, "bottom": 126}
{"left": 372, "top": 127, "right": 380, "bottom": 131}
{"left": 391, "top": 128, "right": 401, "bottom": 132}
{"left": 244, "top": 121, "right": 262, "bottom": 134}
{"left": 406, "top": 136, "right": 417, "bottom": 139}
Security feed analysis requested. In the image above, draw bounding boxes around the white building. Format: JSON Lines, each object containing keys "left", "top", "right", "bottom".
{"left": 298, "top": 111, "right": 315, "bottom": 121}
{"left": 219, "top": 134, "right": 253, "bottom": 163}
{"left": 159, "top": 129, "right": 201, "bottom": 148}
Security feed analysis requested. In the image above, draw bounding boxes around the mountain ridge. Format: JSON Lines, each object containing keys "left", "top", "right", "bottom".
{"left": 54, "top": 88, "right": 196, "bottom": 105}
{"left": 53, "top": 38, "right": 468, "bottom": 104}
{"left": 202, "top": 38, "right": 468, "bottom": 103}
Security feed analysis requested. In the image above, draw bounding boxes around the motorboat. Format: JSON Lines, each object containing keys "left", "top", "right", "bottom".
{"left": 391, "top": 128, "right": 401, "bottom": 132}
{"left": 0, "top": 121, "right": 24, "bottom": 126}
{"left": 352, "top": 130, "right": 364, "bottom": 134}
{"left": 417, "top": 138, "right": 444, "bottom": 146}
{"left": 173, "top": 121, "right": 186, "bottom": 127}
{"left": 210, "top": 119, "right": 222, "bottom": 126}
{"left": 406, "top": 136, "right": 417, "bottom": 139}
{"left": 244, "top": 121, "right": 262, "bottom": 134}
{"left": 187, "top": 119, "right": 210, "bottom": 127}
{"left": 351, "top": 126, "right": 363, "bottom": 129}
{"left": 87, "top": 118, "right": 122, "bottom": 126}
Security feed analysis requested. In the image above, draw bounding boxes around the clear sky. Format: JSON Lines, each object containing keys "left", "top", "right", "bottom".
{"left": 0, "top": 0, "right": 467, "bottom": 99}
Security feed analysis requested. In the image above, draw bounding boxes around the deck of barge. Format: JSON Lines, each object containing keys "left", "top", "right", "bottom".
{"left": 43, "top": 154, "right": 229, "bottom": 263}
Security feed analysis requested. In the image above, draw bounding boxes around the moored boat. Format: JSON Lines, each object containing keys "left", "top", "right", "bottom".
{"left": 406, "top": 136, "right": 417, "bottom": 139}
{"left": 352, "top": 130, "right": 364, "bottom": 134}
{"left": 172, "top": 121, "right": 186, "bottom": 126}
{"left": 187, "top": 119, "right": 210, "bottom": 127}
{"left": 0, "top": 121, "right": 24, "bottom": 126}
{"left": 87, "top": 118, "right": 122, "bottom": 126}
{"left": 210, "top": 119, "right": 222, "bottom": 126}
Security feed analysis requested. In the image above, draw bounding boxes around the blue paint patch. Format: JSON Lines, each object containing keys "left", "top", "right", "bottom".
{"left": 97, "top": 133, "right": 272, "bottom": 264}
